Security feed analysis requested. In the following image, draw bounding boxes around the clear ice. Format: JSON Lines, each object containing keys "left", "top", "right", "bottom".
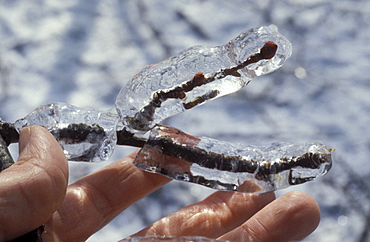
{"left": 14, "top": 103, "right": 118, "bottom": 162}
{"left": 11, "top": 25, "right": 293, "bottom": 164}
{"left": 8, "top": 25, "right": 333, "bottom": 192}
{"left": 134, "top": 125, "right": 333, "bottom": 193}
{"left": 116, "top": 25, "right": 292, "bottom": 132}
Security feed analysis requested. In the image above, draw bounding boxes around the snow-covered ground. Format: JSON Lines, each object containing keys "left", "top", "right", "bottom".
{"left": 1, "top": 0, "right": 369, "bottom": 241}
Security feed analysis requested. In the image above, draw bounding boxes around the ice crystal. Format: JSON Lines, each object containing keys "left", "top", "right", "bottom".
{"left": 116, "top": 25, "right": 292, "bottom": 132}
{"left": 14, "top": 103, "right": 118, "bottom": 162}
{"left": 134, "top": 125, "right": 332, "bottom": 193}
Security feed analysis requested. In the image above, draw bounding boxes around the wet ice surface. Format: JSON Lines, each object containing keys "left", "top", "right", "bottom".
{"left": 116, "top": 25, "right": 292, "bottom": 132}
{"left": 1, "top": 1, "right": 369, "bottom": 241}
{"left": 14, "top": 103, "right": 118, "bottom": 162}
{"left": 134, "top": 125, "right": 332, "bottom": 193}
{"left": 11, "top": 26, "right": 292, "bottom": 162}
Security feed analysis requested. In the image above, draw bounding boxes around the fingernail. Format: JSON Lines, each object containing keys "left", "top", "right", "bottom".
{"left": 18, "top": 126, "right": 32, "bottom": 153}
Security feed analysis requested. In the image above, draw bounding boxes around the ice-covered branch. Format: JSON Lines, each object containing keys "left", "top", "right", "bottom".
{"left": 116, "top": 25, "right": 292, "bottom": 132}
{"left": 0, "top": 25, "right": 332, "bottom": 194}
{"left": 134, "top": 125, "right": 333, "bottom": 193}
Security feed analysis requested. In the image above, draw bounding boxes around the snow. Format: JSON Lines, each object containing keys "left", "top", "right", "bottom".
{"left": 1, "top": 0, "right": 369, "bottom": 241}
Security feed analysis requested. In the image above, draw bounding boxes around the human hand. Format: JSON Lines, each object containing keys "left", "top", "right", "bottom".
{"left": 0, "top": 126, "right": 320, "bottom": 241}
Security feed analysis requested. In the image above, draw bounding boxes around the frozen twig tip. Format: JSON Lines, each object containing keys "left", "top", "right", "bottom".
{"left": 260, "top": 41, "right": 278, "bottom": 59}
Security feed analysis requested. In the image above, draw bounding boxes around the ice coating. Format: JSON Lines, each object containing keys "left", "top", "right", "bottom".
{"left": 14, "top": 103, "right": 118, "bottom": 162}
{"left": 134, "top": 125, "right": 332, "bottom": 193}
{"left": 116, "top": 25, "right": 292, "bottom": 132}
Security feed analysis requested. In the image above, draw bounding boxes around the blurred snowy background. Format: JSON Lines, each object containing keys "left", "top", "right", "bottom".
{"left": 1, "top": 0, "right": 369, "bottom": 241}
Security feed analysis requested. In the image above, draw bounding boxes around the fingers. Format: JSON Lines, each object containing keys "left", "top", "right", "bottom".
{"left": 130, "top": 191, "right": 319, "bottom": 242}
{"left": 0, "top": 126, "right": 69, "bottom": 241}
{"left": 218, "top": 191, "right": 320, "bottom": 242}
{"left": 50, "top": 151, "right": 171, "bottom": 241}
{"left": 132, "top": 191, "right": 276, "bottom": 239}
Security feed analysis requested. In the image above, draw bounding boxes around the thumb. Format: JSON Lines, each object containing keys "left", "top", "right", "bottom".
{"left": 0, "top": 125, "right": 68, "bottom": 241}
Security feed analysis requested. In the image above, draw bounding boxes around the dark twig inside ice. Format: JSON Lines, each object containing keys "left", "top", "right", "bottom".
{"left": 134, "top": 125, "right": 333, "bottom": 193}
{"left": 1, "top": 120, "right": 147, "bottom": 147}
{"left": 135, "top": 41, "right": 278, "bottom": 128}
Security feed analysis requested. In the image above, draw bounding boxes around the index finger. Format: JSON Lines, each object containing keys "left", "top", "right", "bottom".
{"left": 131, "top": 191, "right": 276, "bottom": 239}
{"left": 49, "top": 151, "right": 171, "bottom": 241}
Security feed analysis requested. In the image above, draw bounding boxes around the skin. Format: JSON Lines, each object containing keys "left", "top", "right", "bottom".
{"left": 0, "top": 126, "right": 320, "bottom": 241}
